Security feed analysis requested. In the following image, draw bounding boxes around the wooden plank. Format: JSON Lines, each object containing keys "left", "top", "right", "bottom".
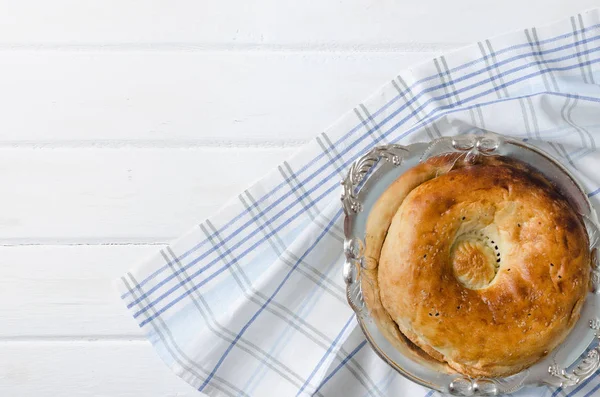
{"left": 0, "top": 245, "right": 159, "bottom": 338}
{"left": 0, "top": 51, "right": 432, "bottom": 143}
{"left": 0, "top": 1, "right": 596, "bottom": 46}
{"left": 0, "top": 341, "right": 199, "bottom": 396}
{"left": 0, "top": 148, "right": 294, "bottom": 241}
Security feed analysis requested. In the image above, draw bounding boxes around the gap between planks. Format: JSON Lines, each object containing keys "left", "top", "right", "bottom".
{"left": 0, "top": 239, "right": 169, "bottom": 246}
{"left": 0, "top": 139, "right": 310, "bottom": 149}
{"left": 0, "top": 42, "right": 460, "bottom": 53}
{"left": 0, "top": 336, "right": 148, "bottom": 343}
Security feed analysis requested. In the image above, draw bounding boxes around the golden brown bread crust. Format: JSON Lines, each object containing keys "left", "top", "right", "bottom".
{"left": 362, "top": 154, "right": 590, "bottom": 377}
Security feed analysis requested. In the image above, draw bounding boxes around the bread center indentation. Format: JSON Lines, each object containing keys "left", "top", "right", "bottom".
{"left": 450, "top": 236, "right": 499, "bottom": 290}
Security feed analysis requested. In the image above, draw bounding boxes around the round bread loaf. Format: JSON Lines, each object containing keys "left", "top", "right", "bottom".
{"left": 361, "top": 154, "right": 590, "bottom": 377}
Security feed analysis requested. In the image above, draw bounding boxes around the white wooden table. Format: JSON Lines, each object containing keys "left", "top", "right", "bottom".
{"left": 0, "top": 2, "right": 597, "bottom": 396}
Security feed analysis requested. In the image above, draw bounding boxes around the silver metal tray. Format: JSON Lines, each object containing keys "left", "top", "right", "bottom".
{"left": 341, "top": 132, "right": 600, "bottom": 396}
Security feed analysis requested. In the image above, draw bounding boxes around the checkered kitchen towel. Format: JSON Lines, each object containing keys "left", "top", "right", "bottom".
{"left": 118, "top": 8, "right": 600, "bottom": 397}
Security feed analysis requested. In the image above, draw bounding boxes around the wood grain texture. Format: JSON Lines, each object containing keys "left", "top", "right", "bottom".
{"left": 0, "top": 341, "right": 196, "bottom": 396}
{"left": 0, "top": 51, "right": 433, "bottom": 144}
{"left": 0, "top": 245, "right": 161, "bottom": 338}
{"left": 0, "top": 148, "right": 294, "bottom": 242}
{"left": 0, "top": 0, "right": 597, "bottom": 46}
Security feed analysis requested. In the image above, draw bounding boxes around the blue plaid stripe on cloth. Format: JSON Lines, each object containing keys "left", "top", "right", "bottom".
{"left": 118, "top": 8, "right": 600, "bottom": 397}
